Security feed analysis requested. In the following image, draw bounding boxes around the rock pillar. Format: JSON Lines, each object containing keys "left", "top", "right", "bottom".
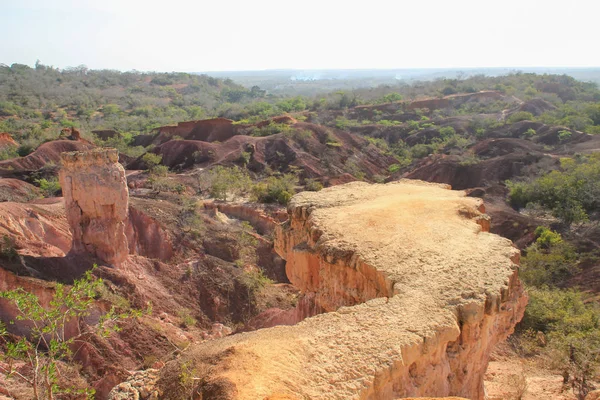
{"left": 59, "top": 148, "right": 129, "bottom": 266}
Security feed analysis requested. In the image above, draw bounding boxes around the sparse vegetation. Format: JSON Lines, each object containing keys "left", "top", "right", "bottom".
{"left": 514, "top": 227, "right": 599, "bottom": 399}
{"left": 250, "top": 122, "right": 291, "bottom": 137}
{"left": 507, "top": 111, "right": 535, "bottom": 123}
{"left": 507, "top": 154, "right": 600, "bottom": 225}
{"left": 177, "top": 309, "right": 197, "bottom": 328}
{"left": 0, "top": 235, "right": 18, "bottom": 260}
{"left": 304, "top": 178, "right": 323, "bottom": 192}
{"left": 208, "top": 165, "right": 252, "bottom": 201}
{"left": 0, "top": 268, "right": 143, "bottom": 400}
{"left": 251, "top": 174, "right": 298, "bottom": 205}
{"left": 34, "top": 177, "right": 61, "bottom": 197}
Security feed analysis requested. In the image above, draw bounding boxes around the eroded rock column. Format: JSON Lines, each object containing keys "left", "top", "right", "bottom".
{"left": 59, "top": 148, "right": 129, "bottom": 266}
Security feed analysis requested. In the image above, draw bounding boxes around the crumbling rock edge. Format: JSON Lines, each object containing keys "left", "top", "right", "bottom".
{"left": 158, "top": 180, "right": 527, "bottom": 400}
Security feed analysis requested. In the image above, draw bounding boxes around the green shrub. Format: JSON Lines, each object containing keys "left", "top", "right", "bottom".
{"left": 142, "top": 153, "right": 162, "bottom": 170}
{"left": 558, "top": 130, "right": 573, "bottom": 141}
{"left": 208, "top": 166, "right": 252, "bottom": 201}
{"left": 411, "top": 144, "right": 434, "bottom": 159}
{"left": 284, "top": 128, "right": 312, "bottom": 142}
{"left": 0, "top": 235, "right": 18, "bottom": 260}
{"left": 344, "top": 159, "right": 365, "bottom": 180}
{"left": 458, "top": 153, "right": 480, "bottom": 166}
{"left": 17, "top": 144, "right": 35, "bottom": 157}
{"left": 177, "top": 309, "right": 197, "bottom": 328}
{"left": 377, "top": 119, "right": 400, "bottom": 127}
{"left": 507, "top": 111, "right": 534, "bottom": 123}
{"left": 177, "top": 197, "right": 205, "bottom": 238}
{"left": 506, "top": 154, "right": 600, "bottom": 225}
{"left": 251, "top": 174, "right": 297, "bottom": 205}
{"left": 304, "top": 179, "right": 323, "bottom": 192}
{"left": 236, "top": 221, "right": 258, "bottom": 266}
{"left": 239, "top": 269, "right": 273, "bottom": 295}
{"left": 251, "top": 122, "right": 291, "bottom": 137}
{"left": 95, "top": 135, "right": 146, "bottom": 158}
{"left": 520, "top": 234, "right": 579, "bottom": 287}
{"left": 378, "top": 93, "right": 403, "bottom": 103}
{"left": 534, "top": 226, "right": 563, "bottom": 248}
{"left": 366, "top": 137, "right": 390, "bottom": 152}
{"left": 0, "top": 147, "right": 18, "bottom": 161}
{"left": 333, "top": 117, "right": 354, "bottom": 130}
{"left": 439, "top": 126, "right": 456, "bottom": 139}
{"left": 517, "top": 287, "right": 600, "bottom": 399}
{"left": 388, "top": 164, "right": 401, "bottom": 173}
{"left": 34, "top": 177, "right": 61, "bottom": 197}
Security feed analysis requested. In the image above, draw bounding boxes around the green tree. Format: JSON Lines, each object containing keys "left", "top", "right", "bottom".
{"left": 251, "top": 174, "right": 298, "bottom": 205}
{"left": 0, "top": 269, "right": 142, "bottom": 400}
{"left": 142, "top": 153, "right": 163, "bottom": 170}
{"left": 507, "top": 111, "right": 534, "bottom": 123}
{"left": 507, "top": 154, "right": 600, "bottom": 225}
{"left": 208, "top": 166, "right": 252, "bottom": 201}
{"left": 34, "top": 178, "right": 61, "bottom": 197}
{"left": 520, "top": 229, "right": 579, "bottom": 287}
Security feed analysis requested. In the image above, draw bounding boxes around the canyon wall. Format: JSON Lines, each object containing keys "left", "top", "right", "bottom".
{"left": 159, "top": 180, "right": 526, "bottom": 400}
{"left": 59, "top": 148, "right": 130, "bottom": 266}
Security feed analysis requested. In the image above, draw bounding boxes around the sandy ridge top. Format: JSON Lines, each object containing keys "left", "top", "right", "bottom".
{"left": 290, "top": 180, "right": 518, "bottom": 305}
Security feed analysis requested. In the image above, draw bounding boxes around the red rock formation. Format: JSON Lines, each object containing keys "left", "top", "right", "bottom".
{"left": 0, "top": 199, "right": 71, "bottom": 257}
{"left": 0, "top": 178, "right": 40, "bottom": 202}
{"left": 0, "top": 140, "right": 94, "bottom": 177}
{"left": 153, "top": 117, "right": 236, "bottom": 144}
{"left": 0, "top": 132, "right": 17, "bottom": 150}
{"left": 125, "top": 206, "right": 173, "bottom": 261}
{"left": 59, "top": 148, "right": 129, "bottom": 266}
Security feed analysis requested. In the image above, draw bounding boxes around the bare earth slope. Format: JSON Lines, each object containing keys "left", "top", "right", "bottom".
{"left": 159, "top": 180, "right": 527, "bottom": 400}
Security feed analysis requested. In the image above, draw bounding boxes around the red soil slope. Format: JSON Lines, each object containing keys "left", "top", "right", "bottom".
{"left": 0, "top": 140, "right": 94, "bottom": 177}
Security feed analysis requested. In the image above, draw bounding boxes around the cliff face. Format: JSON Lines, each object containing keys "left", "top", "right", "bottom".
{"left": 59, "top": 148, "right": 130, "bottom": 266}
{"left": 159, "top": 180, "right": 527, "bottom": 400}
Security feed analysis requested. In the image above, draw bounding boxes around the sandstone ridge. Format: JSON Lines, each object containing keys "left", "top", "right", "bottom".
{"left": 59, "top": 148, "right": 129, "bottom": 266}
{"left": 159, "top": 180, "right": 526, "bottom": 399}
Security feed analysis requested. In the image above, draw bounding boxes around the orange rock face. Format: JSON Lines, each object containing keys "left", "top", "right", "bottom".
{"left": 59, "top": 148, "right": 130, "bottom": 266}
{"left": 0, "top": 132, "right": 17, "bottom": 150}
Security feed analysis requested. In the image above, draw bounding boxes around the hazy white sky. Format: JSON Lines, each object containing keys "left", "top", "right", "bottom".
{"left": 1, "top": 0, "right": 599, "bottom": 72}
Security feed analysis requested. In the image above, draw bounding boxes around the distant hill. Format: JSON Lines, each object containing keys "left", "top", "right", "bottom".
{"left": 200, "top": 67, "right": 600, "bottom": 95}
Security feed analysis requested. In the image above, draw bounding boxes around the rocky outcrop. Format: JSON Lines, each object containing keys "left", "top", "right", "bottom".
{"left": 108, "top": 369, "right": 161, "bottom": 400}
{"left": 158, "top": 180, "right": 527, "bottom": 399}
{"left": 151, "top": 117, "right": 236, "bottom": 145}
{"left": 0, "top": 132, "right": 17, "bottom": 150}
{"left": 59, "top": 149, "right": 129, "bottom": 266}
{"left": 203, "top": 201, "right": 288, "bottom": 235}
{"left": 0, "top": 199, "right": 71, "bottom": 257}
{"left": 125, "top": 206, "right": 173, "bottom": 261}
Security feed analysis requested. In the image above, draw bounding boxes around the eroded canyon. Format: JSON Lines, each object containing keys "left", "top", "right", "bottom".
{"left": 159, "top": 180, "right": 527, "bottom": 399}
